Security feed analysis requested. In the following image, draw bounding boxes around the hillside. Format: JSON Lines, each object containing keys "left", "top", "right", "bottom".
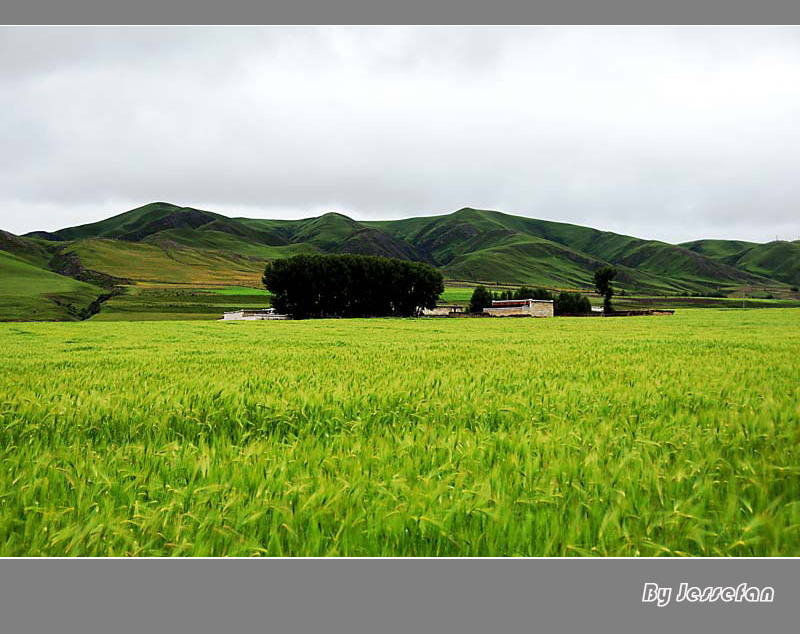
{"left": 64, "top": 238, "right": 271, "bottom": 286}
{"left": 683, "top": 239, "right": 800, "bottom": 287}
{"left": 3, "top": 201, "right": 797, "bottom": 321}
{"left": 367, "top": 208, "right": 778, "bottom": 292}
{"left": 25, "top": 202, "right": 230, "bottom": 242}
{"left": 0, "top": 250, "right": 105, "bottom": 321}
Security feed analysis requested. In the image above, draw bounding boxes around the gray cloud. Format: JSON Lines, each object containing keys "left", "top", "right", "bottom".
{"left": 1, "top": 25, "right": 799, "bottom": 243}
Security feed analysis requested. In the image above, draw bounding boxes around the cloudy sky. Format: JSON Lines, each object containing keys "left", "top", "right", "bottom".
{"left": 1, "top": 25, "right": 799, "bottom": 243}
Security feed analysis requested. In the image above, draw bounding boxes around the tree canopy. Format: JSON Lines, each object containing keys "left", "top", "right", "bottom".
{"left": 594, "top": 266, "right": 618, "bottom": 313}
{"left": 262, "top": 254, "right": 444, "bottom": 319}
{"left": 554, "top": 291, "right": 591, "bottom": 315}
{"left": 469, "top": 286, "right": 494, "bottom": 313}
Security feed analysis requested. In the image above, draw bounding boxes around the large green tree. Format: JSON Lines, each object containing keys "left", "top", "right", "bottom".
{"left": 262, "top": 254, "right": 443, "bottom": 319}
{"left": 594, "top": 266, "right": 618, "bottom": 313}
{"left": 469, "top": 286, "right": 494, "bottom": 313}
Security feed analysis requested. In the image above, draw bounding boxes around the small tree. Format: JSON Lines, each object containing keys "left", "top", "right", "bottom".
{"left": 594, "top": 266, "right": 618, "bottom": 313}
{"left": 514, "top": 286, "right": 534, "bottom": 300}
{"left": 469, "top": 286, "right": 494, "bottom": 313}
{"left": 554, "top": 291, "right": 591, "bottom": 316}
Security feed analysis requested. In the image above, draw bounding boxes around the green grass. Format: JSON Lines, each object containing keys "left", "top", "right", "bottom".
{"left": 91, "top": 285, "right": 271, "bottom": 320}
{"left": 0, "top": 251, "right": 104, "bottom": 321}
{"left": 202, "top": 286, "right": 270, "bottom": 296}
{"left": 440, "top": 286, "right": 476, "bottom": 302}
{"left": 0, "top": 309, "right": 798, "bottom": 556}
{"left": 66, "top": 239, "right": 269, "bottom": 286}
{"left": 90, "top": 311, "right": 224, "bottom": 321}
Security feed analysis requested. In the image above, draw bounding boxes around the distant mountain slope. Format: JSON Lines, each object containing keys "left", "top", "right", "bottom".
{"left": 683, "top": 239, "right": 800, "bottom": 286}
{"left": 368, "top": 207, "right": 774, "bottom": 290}
{"left": 680, "top": 239, "right": 758, "bottom": 261}
{"left": 24, "top": 202, "right": 223, "bottom": 242}
{"left": 729, "top": 241, "right": 800, "bottom": 286}
{"left": 141, "top": 229, "right": 316, "bottom": 260}
{"left": 9, "top": 201, "right": 796, "bottom": 298}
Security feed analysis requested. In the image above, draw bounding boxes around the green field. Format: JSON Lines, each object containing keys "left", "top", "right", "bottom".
{"left": 440, "top": 285, "right": 800, "bottom": 310}
{"left": 1, "top": 309, "right": 798, "bottom": 556}
{"left": 90, "top": 285, "right": 272, "bottom": 321}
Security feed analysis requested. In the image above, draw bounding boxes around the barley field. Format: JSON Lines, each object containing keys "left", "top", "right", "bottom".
{"left": 1, "top": 309, "right": 798, "bottom": 556}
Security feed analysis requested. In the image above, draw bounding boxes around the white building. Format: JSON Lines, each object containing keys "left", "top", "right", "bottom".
{"left": 222, "top": 308, "right": 289, "bottom": 321}
{"left": 483, "top": 298, "right": 554, "bottom": 317}
{"left": 420, "top": 305, "right": 465, "bottom": 317}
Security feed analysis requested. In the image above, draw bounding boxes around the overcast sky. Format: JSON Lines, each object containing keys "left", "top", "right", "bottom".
{"left": 1, "top": 25, "right": 799, "bottom": 243}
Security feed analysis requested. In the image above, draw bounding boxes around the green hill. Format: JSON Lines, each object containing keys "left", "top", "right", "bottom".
{"left": 25, "top": 202, "right": 228, "bottom": 242}
{"left": 0, "top": 230, "right": 60, "bottom": 267}
{"left": 0, "top": 250, "right": 105, "bottom": 321}
{"left": 367, "top": 208, "right": 774, "bottom": 291}
{"left": 4, "top": 201, "right": 797, "bottom": 321}
{"left": 683, "top": 239, "right": 800, "bottom": 287}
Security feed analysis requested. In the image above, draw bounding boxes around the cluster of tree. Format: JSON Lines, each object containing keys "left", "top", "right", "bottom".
{"left": 553, "top": 291, "right": 591, "bottom": 315}
{"left": 468, "top": 284, "right": 592, "bottom": 315}
{"left": 492, "top": 286, "right": 553, "bottom": 301}
{"left": 262, "top": 254, "right": 444, "bottom": 319}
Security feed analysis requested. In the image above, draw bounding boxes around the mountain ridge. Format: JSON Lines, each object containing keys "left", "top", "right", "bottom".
{"left": 6, "top": 201, "right": 797, "bottom": 302}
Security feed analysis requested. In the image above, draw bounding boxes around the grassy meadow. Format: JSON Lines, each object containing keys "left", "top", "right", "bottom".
{"left": 0, "top": 250, "right": 104, "bottom": 321}
{"left": 90, "top": 285, "right": 271, "bottom": 321}
{"left": 0, "top": 309, "right": 798, "bottom": 556}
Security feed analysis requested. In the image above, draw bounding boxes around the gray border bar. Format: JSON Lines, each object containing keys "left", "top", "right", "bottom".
{"left": 3, "top": 0, "right": 800, "bottom": 24}
{"left": 0, "top": 559, "right": 796, "bottom": 634}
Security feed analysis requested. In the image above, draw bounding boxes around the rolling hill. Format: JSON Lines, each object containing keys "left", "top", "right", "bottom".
{"left": 2, "top": 201, "right": 797, "bottom": 321}
{"left": 682, "top": 238, "right": 800, "bottom": 287}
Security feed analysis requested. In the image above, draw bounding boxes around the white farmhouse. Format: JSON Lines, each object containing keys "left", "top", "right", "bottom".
{"left": 483, "top": 298, "right": 553, "bottom": 317}
{"left": 222, "top": 308, "right": 289, "bottom": 321}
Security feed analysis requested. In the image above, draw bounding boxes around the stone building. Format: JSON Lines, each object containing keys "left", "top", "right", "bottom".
{"left": 483, "top": 298, "right": 553, "bottom": 317}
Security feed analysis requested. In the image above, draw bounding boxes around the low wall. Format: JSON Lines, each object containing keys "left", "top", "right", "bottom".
{"left": 483, "top": 302, "right": 554, "bottom": 318}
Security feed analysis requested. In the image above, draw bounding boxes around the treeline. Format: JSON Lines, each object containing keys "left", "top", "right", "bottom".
{"left": 469, "top": 285, "right": 592, "bottom": 315}
{"left": 262, "top": 254, "right": 444, "bottom": 319}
